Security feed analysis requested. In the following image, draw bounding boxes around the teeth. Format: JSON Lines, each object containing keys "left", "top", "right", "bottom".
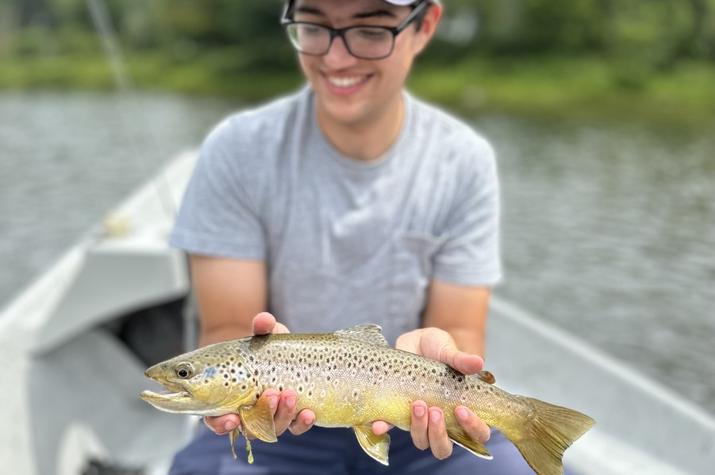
{"left": 327, "top": 76, "right": 365, "bottom": 88}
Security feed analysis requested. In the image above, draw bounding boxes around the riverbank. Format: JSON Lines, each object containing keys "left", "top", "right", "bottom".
{"left": 2, "top": 53, "right": 714, "bottom": 127}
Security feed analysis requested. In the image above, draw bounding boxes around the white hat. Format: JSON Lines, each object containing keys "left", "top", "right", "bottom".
{"left": 285, "top": 1, "right": 435, "bottom": 8}
{"left": 384, "top": 0, "right": 430, "bottom": 4}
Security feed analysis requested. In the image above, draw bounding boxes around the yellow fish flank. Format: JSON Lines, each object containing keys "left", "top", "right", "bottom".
{"left": 140, "top": 324, "right": 594, "bottom": 475}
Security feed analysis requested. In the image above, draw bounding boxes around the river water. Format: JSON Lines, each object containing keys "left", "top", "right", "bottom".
{"left": 1, "top": 92, "right": 714, "bottom": 415}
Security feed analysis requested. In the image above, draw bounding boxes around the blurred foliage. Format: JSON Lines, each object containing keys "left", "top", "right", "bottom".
{"left": 1, "top": 0, "right": 714, "bottom": 123}
{"left": 4, "top": 0, "right": 714, "bottom": 65}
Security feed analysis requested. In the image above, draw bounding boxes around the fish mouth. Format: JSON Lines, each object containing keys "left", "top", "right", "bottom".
{"left": 140, "top": 389, "right": 192, "bottom": 402}
{"left": 139, "top": 388, "right": 198, "bottom": 413}
{"left": 140, "top": 376, "right": 191, "bottom": 400}
{"left": 141, "top": 367, "right": 197, "bottom": 412}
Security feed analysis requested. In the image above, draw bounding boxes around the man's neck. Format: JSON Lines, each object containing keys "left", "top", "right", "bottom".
{"left": 315, "top": 95, "right": 405, "bottom": 162}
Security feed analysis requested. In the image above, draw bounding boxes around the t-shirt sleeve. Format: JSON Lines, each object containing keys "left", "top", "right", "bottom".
{"left": 169, "top": 118, "right": 266, "bottom": 260}
{"left": 433, "top": 137, "right": 502, "bottom": 287}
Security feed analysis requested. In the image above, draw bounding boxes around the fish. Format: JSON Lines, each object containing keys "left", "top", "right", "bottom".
{"left": 140, "top": 324, "right": 594, "bottom": 475}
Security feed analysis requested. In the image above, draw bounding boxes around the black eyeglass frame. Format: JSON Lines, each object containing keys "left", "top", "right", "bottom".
{"left": 280, "top": 1, "right": 431, "bottom": 60}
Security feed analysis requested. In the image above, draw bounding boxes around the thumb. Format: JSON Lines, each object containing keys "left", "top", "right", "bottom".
{"left": 438, "top": 345, "right": 484, "bottom": 375}
{"left": 252, "top": 312, "right": 290, "bottom": 335}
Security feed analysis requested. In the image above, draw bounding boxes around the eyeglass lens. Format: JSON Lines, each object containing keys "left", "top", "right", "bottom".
{"left": 286, "top": 24, "right": 394, "bottom": 59}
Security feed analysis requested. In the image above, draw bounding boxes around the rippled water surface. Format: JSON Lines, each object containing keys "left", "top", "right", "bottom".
{"left": 479, "top": 115, "right": 715, "bottom": 413}
{"left": 1, "top": 92, "right": 713, "bottom": 413}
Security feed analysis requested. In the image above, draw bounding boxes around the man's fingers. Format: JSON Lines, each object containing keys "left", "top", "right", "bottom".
{"left": 448, "top": 350, "right": 484, "bottom": 375}
{"left": 204, "top": 414, "right": 241, "bottom": 436}
{"left": 409, "top": 401, "right": 430, "bottom": 450}
{"left": 289, "top": 409, "right": 316, "bottom": 436}
{"left": 252, "top": 312, "right": 290, "bottom": 335}
{"left": 427, "top": 407, "right": 453, "bottom": 460}
{"left": 252, "top": 312, "right": 277, "bottom": 335}
{"left": 273, "top": 390, "right": 298, "bottom": 436}
{"left": 371, "top": 420, "right": 393, "bottom": 436}
{"left": 455, "top": 406, "right": 491, "bottom": 444}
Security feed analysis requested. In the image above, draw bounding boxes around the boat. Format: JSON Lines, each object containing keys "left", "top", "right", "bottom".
{"left": 1, "top": 151, "right": 713, "bottom": 475}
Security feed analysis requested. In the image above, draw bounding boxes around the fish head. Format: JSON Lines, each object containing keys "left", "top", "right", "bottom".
{"left": 140, "top": 340, "right": 259, "bottom": 416}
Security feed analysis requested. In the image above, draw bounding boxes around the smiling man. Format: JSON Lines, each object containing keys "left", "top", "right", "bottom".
{"left": 167, "top": 1, "right": 531, "bottom": 474}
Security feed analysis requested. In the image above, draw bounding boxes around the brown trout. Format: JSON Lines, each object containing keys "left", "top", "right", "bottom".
{"left": 140, "top": 324, "right": 594, "bottom": 475}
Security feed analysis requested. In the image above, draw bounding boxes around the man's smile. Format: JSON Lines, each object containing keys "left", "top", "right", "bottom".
{"left": 322, "top": 72, "right": 373, "bottom": 95}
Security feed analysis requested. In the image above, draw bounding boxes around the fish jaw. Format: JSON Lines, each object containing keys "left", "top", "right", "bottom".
{"left": 140, "top": 389, "right": 205, "bottom": 414}
{"left": 141, "top": 366, "right": 259, "bottom": 416}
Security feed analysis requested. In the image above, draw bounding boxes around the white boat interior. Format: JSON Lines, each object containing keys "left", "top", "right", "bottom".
{"left": 2, "top": 151, "right": 713, "bottom": 475}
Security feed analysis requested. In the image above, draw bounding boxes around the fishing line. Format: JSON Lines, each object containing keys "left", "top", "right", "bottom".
{"left": 85, "top": 0, "right": 177, "bottom": 220}
{"left": 85, "top": 0, "right": 199, "bottom": 353}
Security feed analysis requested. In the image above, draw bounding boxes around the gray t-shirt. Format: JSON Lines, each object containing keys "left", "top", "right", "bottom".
{"left": 170, "top": 87, "right": 501, "bottom": 344}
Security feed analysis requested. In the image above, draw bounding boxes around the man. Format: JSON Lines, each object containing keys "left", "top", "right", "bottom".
{"left": 168, "top": 0, "right": 530, "bottom": 473}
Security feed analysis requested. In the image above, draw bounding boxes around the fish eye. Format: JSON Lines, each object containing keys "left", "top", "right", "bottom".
{"left": 175, "top": 363, "right": 194, "bottom": 379}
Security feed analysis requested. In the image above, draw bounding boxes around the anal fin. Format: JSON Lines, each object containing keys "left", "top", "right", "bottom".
{"left": 353, "top": 426, "right": 391, "bottom": 466}
{"left": 449, "top": 428, "right": 493, "bottom": 460}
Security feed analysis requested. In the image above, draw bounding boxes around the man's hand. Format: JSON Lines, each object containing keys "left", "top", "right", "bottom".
{"left": 203, "top": 312, "right": 316, "bottom": 437}
{"left": 371, "top": 327, "right": 491, "bottom": 460}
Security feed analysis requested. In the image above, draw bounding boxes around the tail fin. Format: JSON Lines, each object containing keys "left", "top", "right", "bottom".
{"left": 509, "top": 398, "right": 595, "bottom": 475}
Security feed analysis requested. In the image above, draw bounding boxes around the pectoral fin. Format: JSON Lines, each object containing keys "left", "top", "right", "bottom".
{"left": 238, "top": 397, "right": 278, "bottom": 443}
{"left": 353, "top": 426, "right": 390, "bottom": 466}
{"left": 449, "top": 427, "right": 493, "bottom": 460}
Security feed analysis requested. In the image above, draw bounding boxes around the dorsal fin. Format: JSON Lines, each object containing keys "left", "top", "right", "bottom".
{"left": 335, "top": 324, "right": 389, "bottom": 347}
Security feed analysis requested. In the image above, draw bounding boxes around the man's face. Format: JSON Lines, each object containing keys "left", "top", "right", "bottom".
{"left": 291, "top": 0, "right": 437, "bottom": 129}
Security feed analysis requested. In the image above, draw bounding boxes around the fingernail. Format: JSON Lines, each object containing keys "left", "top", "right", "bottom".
{"left": 456, "top": 407, "right": 469, "bottom": 421}
{"left": 286, "top": 396, "right": 296, "bottom": 409}
{"left": 430, "top": 409, "right": 442, "bottom": 423}
{"left": 413, "top": 405, "right": 425, "bottom": 418}
{"left": 268, "top": 396, "right": 278, "bottom": 410}
{"left": 224, "top": 421, "right": 237, "bottom": 432}
{"left": 303, "top": 413, "right": 315, "bottom": 425}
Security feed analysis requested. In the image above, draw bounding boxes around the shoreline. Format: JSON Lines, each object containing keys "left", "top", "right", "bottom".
{"left": 1, "top": 55, "right": 714, "bottom": 128}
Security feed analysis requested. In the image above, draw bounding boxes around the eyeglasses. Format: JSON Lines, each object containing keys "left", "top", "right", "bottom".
{"left": 281, "top": 1, "right": 429, "bottom": 60}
